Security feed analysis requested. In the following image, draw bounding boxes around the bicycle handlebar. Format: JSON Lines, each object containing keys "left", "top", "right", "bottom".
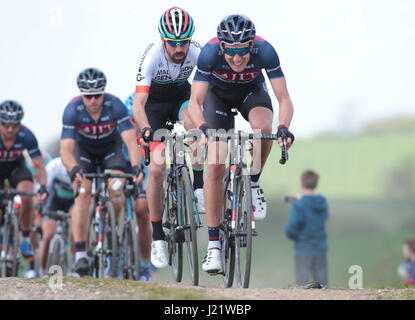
{"left": 0, "top": 189, "right": 37, "bottom": 197}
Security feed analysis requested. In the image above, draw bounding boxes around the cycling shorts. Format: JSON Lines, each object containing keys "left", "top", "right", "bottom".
{"left": 145, "top": 81, "right": 191, "bottom": 132}
{"left": 203, "top": 82, "right": 273, "bottom": 131}
{"left": 0, "top": 157, "right": 33, "bottom": 188}
{"left": 74, "top": 135, "right": 128, "bottom": 175}
{"left": 43, "top": 193, "right": 74, "bottom": 222}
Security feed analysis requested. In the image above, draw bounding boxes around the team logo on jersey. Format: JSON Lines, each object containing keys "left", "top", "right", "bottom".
{"left": 76, "top": 121, "right": 116, "bottom": 139}
{"left": 0, "top": 148, "right": 24, "bottom": 161}
{"left": 212, "top": 70, "right": 261, "bottom": 83}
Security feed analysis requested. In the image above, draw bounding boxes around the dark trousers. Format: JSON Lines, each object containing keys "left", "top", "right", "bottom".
{"left": 295, "top": 255, "right": 328, "bottom": 286}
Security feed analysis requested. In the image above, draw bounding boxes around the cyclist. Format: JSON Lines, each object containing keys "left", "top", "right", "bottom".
{"left": 0, "top": 100, "right": 48, "bottom": 266}
{"left": 20, "top": 150, "right": 52, "bottom": 278}
{"left": 123, "top": 93, "right": 155, "bottom": 281}
{"left": 38, "top": 156, "right": 75, "bottom": 277}
{"left": 187, "top": 14, "right": 295, "bottom": 274}
{"left": 60, "top": 68, "right": 144, "bottom": 277}
{"left": 132, "top": 7, "right": 204, "bottom": 269}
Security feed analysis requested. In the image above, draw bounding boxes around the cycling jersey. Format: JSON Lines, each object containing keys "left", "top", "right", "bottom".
{"left": 0, "top": 125, "right": 41, "bottom": 170}
{"left": 135, "top": 39, "right": 201, "bottom": 101}
{"left": 61, "top": 93, "right": 133, "bottom": 147}
{"left": 193, "top": 36, "right": 284, "bottom": 90}
{"left": 45, "top": 157, "right": 73, "bottom": 200}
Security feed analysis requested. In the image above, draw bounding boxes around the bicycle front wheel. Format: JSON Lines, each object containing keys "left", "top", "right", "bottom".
{"left": 99, "top": 202, "right": 118, "bottom": 278}
{"left": 221, "top": 170, "right": 235, "bottom": 288}
{"left": 179, "top": 167, "right": 199, "bottom": 286}
{"left": 163, "top": 175, "right": 183, "bottom": 282}
{"left": 234, "top": 174, "right": 253, "bottom": 288}
{"left": 0, "top": 214, "right": 20, "bottom": 277}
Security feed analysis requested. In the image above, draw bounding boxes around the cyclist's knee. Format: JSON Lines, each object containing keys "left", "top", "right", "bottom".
{"left": 206, "top": 164, "right": 225, "bottom": 181}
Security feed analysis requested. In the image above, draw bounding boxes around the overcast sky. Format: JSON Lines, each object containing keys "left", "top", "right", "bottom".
{"left": 1, "top": 0, "right": 414, "bottom": 148}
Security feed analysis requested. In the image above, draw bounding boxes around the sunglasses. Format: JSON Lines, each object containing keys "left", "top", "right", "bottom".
{"left": 164, "top": 37, "right": 191, "bottom": 47}
{"left": 1, "top": 122, "right": 20, "bottom": 129}
{"left": 223, "top": 46, "right": 251, "bottom": 56}
{"left": 83, "top": 94, "right": 103, "bottom": 100}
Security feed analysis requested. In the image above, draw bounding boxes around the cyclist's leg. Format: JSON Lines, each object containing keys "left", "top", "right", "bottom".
{"left": 100, "top": 136, "right": 129, "bottom": 222}
{"left": 11, "top": 162, "right": 36, "bottom": 257}
{"left": 201, "top": 87, "right": 233, "bottom": 272}
{"left": 239, "top": 84, "right": 274, "bottom": 180}
{"left": 71, "top": 143, "right": 94, "bottom": 267}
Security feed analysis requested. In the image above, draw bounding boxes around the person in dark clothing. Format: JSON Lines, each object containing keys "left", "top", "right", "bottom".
{"left": 285, "top": 170, "right": 329, "bottom": 286}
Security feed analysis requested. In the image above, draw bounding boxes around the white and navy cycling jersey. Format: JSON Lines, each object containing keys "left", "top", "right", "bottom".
{"left": 0, "top": 125, "right": 41, "bottom": 169}
{"left": 61, "top": 93, "right": 133, "bottom": 147}
{"left": 45, "top": 157, "right": 73, "bottom": 200}
{"left": 194, "top": 36, "right": 284, "bottom": 90}
{"left": 135, "top": 39, "right": 201, "bottom": 100}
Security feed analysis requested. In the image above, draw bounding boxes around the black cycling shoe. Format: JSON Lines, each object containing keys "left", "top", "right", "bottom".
{"left": 73, "top": 257, "right": 91, "bottom": 277}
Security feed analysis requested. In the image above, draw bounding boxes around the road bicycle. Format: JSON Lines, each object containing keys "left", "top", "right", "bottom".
{"left": 0, "top": 188, "right": 37, "bottom": 277}
{"left": 208, "top": 130, "right": 289, "bottom": 288}
{"left": 145, "top": 130, "right": 202, "bottom": 286}
{"left": 43, "top": 210, "right": 71, "bottom": 275}
{"left": 84, "top": 170, "right": 134, "bottom": 278}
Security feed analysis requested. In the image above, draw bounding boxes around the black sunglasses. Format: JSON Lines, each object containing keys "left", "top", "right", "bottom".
{"left": 1, "top": 122, "right": 20, "bottom": 129}
{"left": 83, "top": 94, "right": 103, "bottom": 100}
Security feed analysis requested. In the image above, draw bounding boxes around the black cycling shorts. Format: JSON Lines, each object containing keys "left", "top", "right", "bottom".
{"left": 145, "top": 81, "right": 191, "bottom": 132}
{"left": 203, "top": 82, "right": 273, "bottom": 131}
{"left": 75, "top": 135, "right": 128, "bottom": 175}
{"left": 0, "top": 157, "right": 33, "bottom": 188}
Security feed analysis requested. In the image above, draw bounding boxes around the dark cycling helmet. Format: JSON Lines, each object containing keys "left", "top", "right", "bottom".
{"left": 0, "top": 100, "right": 24, "bottom": 123}
{"left": 158, "top": 7, "right": 195, "bottom": 40}
{"left": 217, "top": 14, "right": 256, "bottom": 44}
{"left": 76, "top": 68, "right": 107, "bottom": 93}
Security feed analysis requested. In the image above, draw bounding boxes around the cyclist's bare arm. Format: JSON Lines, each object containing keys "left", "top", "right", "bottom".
{"left": 60, "top": 138, "right": 78, "bottom": 173}
{"left": 31, "top": 156, "right": 47, "bottom": 186}
{"left": 121, "top": 128, "right": 143, "bottom": 183}
{"left": 188, "top": 81, "right": 210, "bottom": 131}
{"left": 269, "top": 77, "right": 294, "bottom": 147}
{"left": 132, "top": 92, "right": 150, "bottom": 130}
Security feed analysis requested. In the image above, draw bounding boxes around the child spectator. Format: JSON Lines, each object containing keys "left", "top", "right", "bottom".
{"left": 398, "top": 238, "right": 415, "bottom": 285}
{"left": 285, "top": 170, "right": 329, "bottom": 286}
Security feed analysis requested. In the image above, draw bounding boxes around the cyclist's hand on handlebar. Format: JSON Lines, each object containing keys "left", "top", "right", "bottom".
{"left": 132, "top": 165, "right": 144, "bottom": 185}
{"left": 37, "top": 185, "right": 48, "bottom": 202}
{"left": 198, "top": 124, "right": 209, "bottom": 147}
{"left": 70, "top": 166, "right": 85, "bottom": 193}
{"left": 276, "top": 125, "right": 295, "bottom": 150}
{"left": 138, "top": 127, "right": 153, "bottom": 148}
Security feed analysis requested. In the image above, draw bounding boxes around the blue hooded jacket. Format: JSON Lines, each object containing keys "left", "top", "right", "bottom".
{"left": 285, "top": 195, "right": 329, "bottom": 256}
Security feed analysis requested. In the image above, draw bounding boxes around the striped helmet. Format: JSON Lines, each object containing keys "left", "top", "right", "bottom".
{"left": 0, "top": 100, "right": 24, "bottom": 123}
{"left": 217, "top": 14, "right": 256, "bottom": 45}
{"left": 158, "top": 7, "right": 195, "bottom": 40}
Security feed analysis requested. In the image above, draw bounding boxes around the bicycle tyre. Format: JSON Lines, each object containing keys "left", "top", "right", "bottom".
{"left": 98, "top": 201, "right": 118, "bottom": 278}
{"left": 130, "top": 203, "right": 141, "bottom": 280}
{"left": 87, "top": 202, "right": 100, "bottom": 277}
{"left": 0, "top": 214, "right": 20, "bottom": 277}
{"left": 121, "top": 197, "right": 140, "bottom": 280}
{"left": 221, "top": 170, "right": 235, "bottom": 288}
{"left": 163, "top": 174, "right": 183, "bottom": 282}
{"left": 46, "top": 238, "right": 61, "bottom": 273}
{"left": 234, "top": 174, "right": 253, "bottom": 288}
{"left": 179, "top": 167, "right": 199, "bottom": 286}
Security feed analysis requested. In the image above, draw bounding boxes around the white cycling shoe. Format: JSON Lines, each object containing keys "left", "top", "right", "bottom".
{"left": 151, "top": 240, "right": 168, "bottom": 269}
{"left": 251, "top": 186, "right": 267, "bottom": 221}
{"left": 202, "top": 248, "right": 222, "bottom": 275}
{"left": 194, "top": 188, "right": 206, "bottom": 214}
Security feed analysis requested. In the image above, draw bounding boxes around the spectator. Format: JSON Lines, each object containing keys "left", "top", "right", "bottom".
{"left": 285, "top": 169, "right": 329, "bottom": 286}
{"left": 398, "top": 238, "right": 415, "bottom": 285}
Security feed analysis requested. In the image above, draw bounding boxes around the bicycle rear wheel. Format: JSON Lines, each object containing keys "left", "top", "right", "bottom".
{"left": 99, "top": 202, "right": 118, "bottom": 278}
{"left": 46, "top": 237, "right": 61, "bottom": 272}
{"left": 121, "top": 197, "right": 140, "bottom": 280}
{"left": 163, "top": 175, "right": 183, "bottom": 282}
{"left": 0, "top": 214, "right": 20, "bottom": 277}
{"left": 221, "top": 171, "right": 235, "bottom": 288}
{"left": 179, "top": 167, "right": 199, "bottom": 286}
{"left": 234, "top": 174, "right": 253, "bottom": 288}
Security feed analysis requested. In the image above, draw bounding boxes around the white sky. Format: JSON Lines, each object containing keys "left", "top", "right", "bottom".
{"left": 1, "top": 0, "right": 414, "bottom": 148}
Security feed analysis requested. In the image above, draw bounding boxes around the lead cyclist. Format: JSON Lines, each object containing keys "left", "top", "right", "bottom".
{"left": 131, "top": 7, "right": 205, "bottom": 270}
